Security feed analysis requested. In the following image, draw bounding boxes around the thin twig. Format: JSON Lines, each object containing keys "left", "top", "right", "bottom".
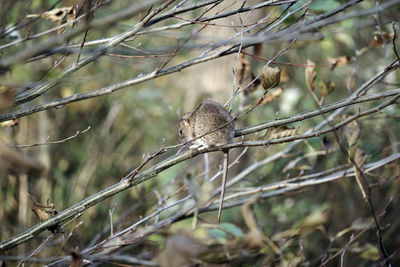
{"left": 11, "top": 126, "right": 91, "bottom": 148}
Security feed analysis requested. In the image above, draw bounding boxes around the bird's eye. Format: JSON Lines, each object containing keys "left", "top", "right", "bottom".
{"left": 178, "top": 129, "right": 183, "bottom": 135}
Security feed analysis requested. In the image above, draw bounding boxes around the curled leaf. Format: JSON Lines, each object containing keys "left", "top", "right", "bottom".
{"left": 305, "top": 59, "right": 316, "bottom": 91}
{"left": 265, "top": 125, "right": 298, "bottom": 140}
{"left": 41, "top": 6, "right": 76, "bottom": 34}
{"left": 260, "top": 65, "right": 281, "bottom": 90}
{"left": 327, "top": 56, "right": 353, "bottom": 70}
{"left": 259, "top": 87, "right": 284, "bottom": 105}
{"left": 27, "top": 194, "right": 64, "bottom": 233}
{"left": 369, "top": 32, "right": 393, "bottom": 47}
{"left": 41, "top": 7, "right": 74, "bottom": 23}
{"left": 238, "top": 53, "right": 259, "bottom": 95}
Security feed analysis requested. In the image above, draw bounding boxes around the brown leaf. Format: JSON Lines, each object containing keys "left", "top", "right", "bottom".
{"left": 41, "top": 6, "right": 76, "bottom": 34}
{"left": 28, "top": 194, "right": 56, "bottom": 221}
{"left": 260, "top": 65, "right": 280, "bottom": 90}
{"left": 280, "top": 67, "right": 289, "bottom": 83}
{"left": 27, "top": 194, "right": 64, "bottom": 233}
{"left": 327, "top": 56, "right": 353, "bottom": 70}
{"left": 369, "top": 32, "right": 393, "bottom": 47}
{"left": 305, "top": 59, "right": 316, "bottom": 91}
{"left": 237, "top": 53, "right": 251, "bottom": 86}
{"left": 259, "top": 87, "right": 284, "bottom": 105}
{"left": 237, "top": 53, "right": 259, "bottom": 95}
{"left": 265, "top": 125, "right": 298, "bottom": 140}
{"left": 41, "top": 7, "right": 73, "bottom": 23}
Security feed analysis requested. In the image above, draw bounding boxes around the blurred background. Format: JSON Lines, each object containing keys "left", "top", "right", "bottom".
{"left": 0, "top": 0, "right": 399, "bottom": 266}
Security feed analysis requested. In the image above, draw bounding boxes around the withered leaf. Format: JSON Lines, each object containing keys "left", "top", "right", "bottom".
{"left": 327, "top": 56, "right": 353, "bottom": 70}
{"left": 41, "top": 7, "right": 74, "bottom": 23}
{"left": 260, "top": 65, "right": 280, "bottom": 90}
{"left": 237, "top": 53, "right": 251, "bottom": 86}
{"left": 237, "top": 53, "right": 259, "bottom": 95}
{"left": 265, "top": 125, "right": 298, "bottom": 140}
{"left": 305, "top": 59, "right": 316, "bottom": 91}
{"left": 27, "top": 194, "right": 64, "bottom": 233}
{"left": 280, "top": 67, "right": 289, "bottom": 83}
{"left": 41, "top": 6, "right": 76, "bottom": 34}
{"left": 369, "top": 32, "right": 393, "bottom": 47}
{"left": 259, "top": 87, "right": 284, "bottom": 105}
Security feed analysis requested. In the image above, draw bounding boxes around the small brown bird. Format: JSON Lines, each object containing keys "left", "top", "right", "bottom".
{"left": 178, "top": 100, "right": 235, "bottom": 223}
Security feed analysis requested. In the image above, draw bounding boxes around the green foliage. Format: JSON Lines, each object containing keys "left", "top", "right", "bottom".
{"left": 310, "top": 0, "right": 340, "bottom": 12}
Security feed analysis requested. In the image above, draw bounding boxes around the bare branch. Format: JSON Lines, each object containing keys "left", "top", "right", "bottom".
{"left": 10, "top": 126, "right": 90, "bottom": 148}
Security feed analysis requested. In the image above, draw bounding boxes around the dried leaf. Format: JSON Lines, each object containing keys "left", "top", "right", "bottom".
{"left": 305, "top": 59, "right": 316, "bottom": 91}
{"left": 237, "top": 53, "right": 251, "bottom": 86}
{"left": 327, "top": 56, "right": 353, "bottom": 70}
{"left": 265, "top": 125, "right": 298, "bottom": 140}
{"left": 28, "top": 194, "right": 64, "bottom": 233}
{"left": 41, "top": 6, "right": 76, "bottom": 34}
{"left": 260, "top": 65, "right": 280, "bottom": 90}
{"left": 369, "top": 32, "right": 393, "bottom": 47}
{"left": 259, "top": 87, "right": 284, "bottom": 105}
{"left": 237, "top": 53, "right": 259, "bottom": 95}
{"left": 0, "top": 119, "right": 19, "bottom": 128}
{"left": 41, "top": 7, "right": 73, "bottom": 23}
{"left": 280, "top": 67, "right": 289, "bottom": 83}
